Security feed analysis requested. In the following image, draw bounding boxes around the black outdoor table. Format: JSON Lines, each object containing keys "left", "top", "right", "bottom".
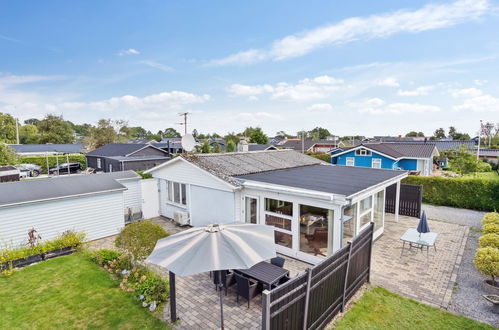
{"left": 236, "top": 261, "right": 289, "bottom": 289}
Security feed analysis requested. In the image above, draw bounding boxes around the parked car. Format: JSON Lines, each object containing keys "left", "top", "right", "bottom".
{"left": 15, "top": 163, "right": 42, "bottom": 177}
{"left": 48, "top": 163, "right": 82, "bottom": 175}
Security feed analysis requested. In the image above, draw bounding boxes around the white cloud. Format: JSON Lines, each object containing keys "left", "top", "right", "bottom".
{"left": 397, "top": 85, "right": 434, "bottom": 96}
{"left": 474, "top": 79, "right": 488, "bottom": 86}
{"left": 212, "top": 0, "right": 489, "bottom": 65}
{"left": 118, "top": 48, "right": 140, "bottom": 56}
{"left": 351, "top": 98, "right": 440, "bottom": 114}
{"left": 139, "top": 60, "right": 173, "bottom": 72}
{"left": 452, "top": 88, "right": 499, "bottom": 112}
{"left": 227, "top": 75, "right": 343, "bottom": 101}
{"left": 306, "top": 103, "right": 333, "bottom": 112}
{"left": 0, "top": 74, "right": 63, "bottom": 88}
{"left": 235, "top": 111, "right": 283, "bottom": 121}
{"left": 377, "top": 77, "right": 399, "bottom": 87}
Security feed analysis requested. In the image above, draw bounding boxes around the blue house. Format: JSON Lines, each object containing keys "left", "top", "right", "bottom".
{"left": 330, "top": 143, "right": 439, "bottom": 176}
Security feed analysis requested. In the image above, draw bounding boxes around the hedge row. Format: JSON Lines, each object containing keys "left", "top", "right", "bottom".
{"left": 18, "top": 154, "right": 87, "bottom": 173}
{"left": 403, "top": 176, "right": 499, "bottom": 212}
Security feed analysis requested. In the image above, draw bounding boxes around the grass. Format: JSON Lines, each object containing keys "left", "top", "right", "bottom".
{"left": 0, "top": 253, "right": 168, "bottom": 329}
{"left": 463, "top": 172, "right": 499, "bottom": 181}
{"left": 335, "top": 287, "right": 494, "bottom": 330}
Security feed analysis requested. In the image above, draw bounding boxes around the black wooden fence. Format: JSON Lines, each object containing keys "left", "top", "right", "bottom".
{"left": 385, "top": 183, "right": 423, "bottom": 218}
{"left": 262, "top": 223, "right": 374, "bottom": 330}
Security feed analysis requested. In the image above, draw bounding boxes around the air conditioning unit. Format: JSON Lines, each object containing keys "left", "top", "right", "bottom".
{"left": 174, "top": 211, "right": 190, "bottom": 226}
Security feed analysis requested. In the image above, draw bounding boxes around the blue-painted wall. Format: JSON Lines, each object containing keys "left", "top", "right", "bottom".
{"left": 395, "top": 159, "right": 418, "bottom": 170}
{"left": 333, "top": 150, "right": 396, "bottom": 169}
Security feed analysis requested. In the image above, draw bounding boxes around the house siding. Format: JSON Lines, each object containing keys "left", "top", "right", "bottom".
{"left": 334, "top": 150, "right": 396, "bottom": 169}
{"left": 395, "top": 159, "right": 418, "bottom": 171}
{"left": 0, "top": 191, "right": 124, "bottom": 248}
{"left": 122, "top": 159, "right": 168, "bottom": 172}
{"left": 119, "top": 179, "right": 142, "bottom": 209}
{"left": 189, "top": 185, "right": 235, "bottom": 226}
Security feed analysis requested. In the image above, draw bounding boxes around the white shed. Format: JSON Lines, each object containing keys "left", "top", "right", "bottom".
{"left": 0, "top": 175, "right": 126, "bottom": 248}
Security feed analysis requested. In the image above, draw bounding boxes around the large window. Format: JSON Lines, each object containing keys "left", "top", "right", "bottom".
{"left": 373, "top": 190, "right": 384, "bottom": 231}
{"left": 355, "top": 148, "right": 371, "bottom": 156}
{"left": 168, "top": 181, "right": 187, "bottom": 206}
{"left": 299, "top": 205, "right": 333, "bottom": 258}
{"left": 346, "top": 157, "right": 355, "bottom": 166}
{"left": 359, "top": 196, "right": 373, "bottom": 229}
{"left": 342, "top": 203, "right": 357, "bottom": 247}
{"left": 372, "top": 158, "right": 382, "bottom": 168}
{"left": 96, "top": 158, "right": 102, "bottom": 169}
{"left": 265, "top": 198, "right": 293, "bottom": 216}
{"left": 245, "top": 197, "right": 258, "bottom": 224}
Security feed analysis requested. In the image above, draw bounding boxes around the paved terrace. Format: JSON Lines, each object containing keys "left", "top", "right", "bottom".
{"left": 87, "top": 215, "right": 468, "bottom": 329}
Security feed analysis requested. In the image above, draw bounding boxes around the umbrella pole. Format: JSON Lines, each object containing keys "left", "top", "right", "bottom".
{"left": 169, "top": 272, "right": 177, "bottom": 323}
{"left": 218, "top": 270, "right": 225, "bottom": 330}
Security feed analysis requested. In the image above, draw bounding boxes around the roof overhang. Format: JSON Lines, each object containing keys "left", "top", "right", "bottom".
{"left": 127, "top": 144, "right": 170, "bottom": 157}
{"left": 347, "top": 171, "right": 408, "bottom": 201}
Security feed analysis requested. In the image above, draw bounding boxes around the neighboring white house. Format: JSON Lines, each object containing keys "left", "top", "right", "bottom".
{"left": 145, "top": 150, "right": 407, "bottom": 264}
{"left": 0, "top": 171, "right": 143, "bottom": 248}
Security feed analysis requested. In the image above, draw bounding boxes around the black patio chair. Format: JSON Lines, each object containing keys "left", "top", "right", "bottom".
{"left": 213, "top": 270, "right": 236, "bottom": 295}
{"left": 278, "top": 275, "right": 291, "bottom": 286}
{"left": 270, "top": 257, "right": 285, "bottom": 268}
{"left": 235, "top": 273, "right": 262, "bottom": 308}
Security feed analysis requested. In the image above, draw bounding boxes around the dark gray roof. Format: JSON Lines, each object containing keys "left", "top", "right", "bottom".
{"left": 247, "top": 144, "right": 277, "bottom": 151}
{"left": 107, "top": 155, "right": 169, "bottom": 162}
{"left": 86, "top": 144, "right": 167, "bottom": 157}
{"left": 235, "top": 164, "right": 406, "bottom": 197}
{"left": 280, "top": 139, "right": 337, "bottom": 151}
{"left": 479, "top": 149, "right": 499, "bottom": 157}
{"left": 8, "top": 144, "right": 85, "bottom": 154}
{"left": 385, "top": 140, "right": 476, "bottom": 151}
{"left": 0, "top": 175, "right": 126, "bottom": 208}
{"left": 176, "top": 150, "right": 324, "bottom": 186}
{"left": 96, "top": 170, "right": 141, "bottom": 180}
{"left": 332, "top": 143, "right": 437, "bottom": 159}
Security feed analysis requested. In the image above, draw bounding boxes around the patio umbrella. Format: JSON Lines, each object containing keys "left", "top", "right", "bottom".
{"left": 417, "top": 211, "right": 430, "bottom": 237}
{"left": 145, "top": 223, "right": 276, "bottom": 329}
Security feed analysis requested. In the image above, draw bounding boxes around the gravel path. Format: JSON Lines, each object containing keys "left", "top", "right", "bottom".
{"left": 422, "top": 204, "right": 486, "bottom": 228}
{"left": 448, "top": 229, "right": 498, "bottom": 327}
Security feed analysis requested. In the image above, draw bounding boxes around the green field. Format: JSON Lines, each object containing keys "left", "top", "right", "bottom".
{"left": 0, "top": 253, "right": 168, "bottom": 329}
{"left": 335, "top": 287, "right": 494, "bottom": 330}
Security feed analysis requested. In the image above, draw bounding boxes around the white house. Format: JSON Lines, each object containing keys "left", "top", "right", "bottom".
{"left": 145, "top": 150, "right": 407, "bottom": 264}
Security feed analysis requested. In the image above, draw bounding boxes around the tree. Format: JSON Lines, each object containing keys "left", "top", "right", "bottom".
{"left": 308, "top": 127, "right": 331, "bottom": 140}
{"left": 433, "top": 128, "right": 446, "bottom": 140}
{"left": 38, "top": 114, "right": 74, "bottom": 144}
{"left": 226, "top": 140, "right": 236, "bottom": 152}
{"left": 192, "top": 129, "right": 199, "bottom": 138}
{"left": 19, "top": 125, "right": 39, "bottom": 144}
{"left": 448, "top": 146, "right": 483, "bottom": 174}
{"left": 474, "top": 247, "right": 499, "bottom": 287}
{"left": 0, "top": 112, "right": 17, "bottom": 143}
{"left": 200, "top": 140, "right": 211, "bottom": 153}
{"left": 248, "top": 127, "right": 268, "bottom": 144}
{"left": 24, "top": 118, "right": 40, "bottom": 126}
{"left": 448, "top": 126, "right": 457, "bottom": 139}
{"left": 212, "top": 141, "right": 222, "bottom": 153}
{"left": 86, "top": 119, "right": 120, "bottom": 149}
{"left": 162, "top": 128, "right": 181, "bottom": 138}
{"left": 73, "top": 123, "right": 93, "bottom": 137}
{"left": 224, "top": 132, "right": 239, "bottom": 146}
{"left": 0, "top": 144, "right": 18, "bottom": 165}
{"left": 406, "top": 131, "right": 425, "bottom": 137}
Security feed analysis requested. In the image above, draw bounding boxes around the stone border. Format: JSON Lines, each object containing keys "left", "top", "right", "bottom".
{"left": 440, "top": 226, "right": 469, "bottom": 309}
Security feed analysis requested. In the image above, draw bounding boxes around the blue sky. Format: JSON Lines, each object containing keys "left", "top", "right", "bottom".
{"left": 1, "top": 0, "right": 498, "bottom": 137}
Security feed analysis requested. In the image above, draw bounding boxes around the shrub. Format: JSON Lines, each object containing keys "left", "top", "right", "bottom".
{"left": 135, "top": 275, "right": 169, "bottom": 305}
{"left": 402, "top": 176, "right": 499, "bottom": 211}
{"left": 479, "top": 234, "right": 499, "bottom": 249}
{"left": 474, "top": 247, "right": 499, "bottom": 286}
{"left": 42, "top": 230, "right": 86, "bottom": 252}
{"left": 115, "top": 221, "right": 169, "bottom": 261}
{"left": 135, "top": 170, "right": 152, "bottom": 179}
{"left": 91, "top": 249, "right": 123, "bottom": 266}
{"left": 482, "top": 212, "right": 499, "bottom": 226}
{"left": 483, "top": 223, "right": 499, "bottom": 235}
{"left": 305, "top": 152, "right": 331, "bottom": 163}
{"left": 18, "top": 154, "right": 86, "bottom": 173}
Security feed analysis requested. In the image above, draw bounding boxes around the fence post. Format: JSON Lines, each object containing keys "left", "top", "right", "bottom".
{"left": 302, "top": 268, "right": 312, "bottom": 330}
{"left": 262, "top": 289, "right": 271, "bottom": 330}
{"left": 367, "top": 223, "right": 374, "bottom": 283}
{"left": 341, "top": 241, "right": 353, "bottom": 312}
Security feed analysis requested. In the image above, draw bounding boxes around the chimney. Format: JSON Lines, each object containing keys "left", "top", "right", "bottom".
{"left": 237, "top": 139, "right": 249, "bottom": 152}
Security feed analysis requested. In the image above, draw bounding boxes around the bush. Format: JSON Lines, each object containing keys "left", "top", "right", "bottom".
{"left": 477, "top": 161, "right": 492, "bottom": 172}
{"left": 42, "top": 230, "right": 86, "bottom": 252}
{"left": 18, "top": 154, "right": 86, "bottom": 173}
{"left": 479, "top": 234, "right": 499, "bottom": 249}
{"left": 402, "top": 176, "right": 499, "bottom": 211}
{"left": 91, "top": 249, "right": 123, "bottom": 266}
{"left": 135, "top": 170, "right": 152, "bottom": 179}
{"left": 483, "top": 223, "right": 499, "bottom": 235}
{"left": 482, "top": 212, "right": 499, "bottom": 226}
{"left": 134, "top": 271, "right": 169, "bottom": 304}
{"left": 115, "top": 221, "right": 169, "bottom": 261}
{"left": 305, "top": 152, "right": 331, "bottom": 163}
{"left": 474, "top": 247, "right": 499, "bottom": 285}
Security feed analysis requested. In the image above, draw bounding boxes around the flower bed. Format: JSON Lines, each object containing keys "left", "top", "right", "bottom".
{"left": 0, "top": 231, "right": 85, "bottom": 274}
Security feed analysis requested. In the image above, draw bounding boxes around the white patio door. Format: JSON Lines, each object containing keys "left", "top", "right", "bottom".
{"left": 244, "top": 196, "right": 258, "bottom": 224}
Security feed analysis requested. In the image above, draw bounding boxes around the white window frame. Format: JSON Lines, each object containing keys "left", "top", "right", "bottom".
{"left": 355, "top": 148, "right": 372, "bottom": 156}
{"left": 167, "top": 180, "right": 187, "bottom": 206}
{"left": 109, "top": 164, "right": 113, "bottom": 172}
{"left": 96, "top": 158, "right": 102, "bottom": 169}
{"left": 372, "top": 158, "right": 382, "bottom": 168}
{"left": 346, "top": 157, "right": 355, "bottom": 166}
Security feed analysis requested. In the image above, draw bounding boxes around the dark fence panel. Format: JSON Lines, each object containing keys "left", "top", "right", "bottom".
{"left": 262, "top": 223, "right": 374, "bottom": 330}
{"left": 385, "top": 183, "right": 423, "bottom": 218}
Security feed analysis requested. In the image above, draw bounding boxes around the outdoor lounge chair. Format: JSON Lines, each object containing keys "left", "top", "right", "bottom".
{"left": 212, "top": 270, "right": 236, "bottom": 295}
{"left": 270, "top": 257, "right": 285, "bottom": 268}
{"left": 305, "top": 227, "right": 328, "bottom": 256}
{"left": 235, "top": 273, "right": 262, "bottom": 308}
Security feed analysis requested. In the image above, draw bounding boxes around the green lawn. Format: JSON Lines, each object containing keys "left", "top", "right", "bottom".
{"left": 335, "top": 287, "right": 494, "bottom": 330}
{"left": 0, "top": 253, "right": 168, "bottom": 329}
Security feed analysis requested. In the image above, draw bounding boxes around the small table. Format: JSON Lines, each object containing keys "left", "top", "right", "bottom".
{"left": 236, "top": 261, "right": 289, "bottom": 289}
{"left": 400, "top": 228, "right": 438, "bottom": 258}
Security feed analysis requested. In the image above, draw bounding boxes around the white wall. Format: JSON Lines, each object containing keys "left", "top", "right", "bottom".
{"left": 120, "top": 178, "right": 142, "bottom": 208}
{"left": 0, "top": 191, "right": 124, "bottom": 248}
{"left": 189, "top": 185, "right": 235, "bottom": 226}
{"left": 141, "top": 178, "right": 159, "bottom": 219}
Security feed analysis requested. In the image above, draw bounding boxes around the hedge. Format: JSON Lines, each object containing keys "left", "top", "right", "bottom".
{"left": 18, "top": 154, "right": 86, "bottom": 173}
{"left": 305, "top": 152, "right": 331, "bottom": 163}
{"left": 402, "top": 176, "right": 499, "bottom": 211}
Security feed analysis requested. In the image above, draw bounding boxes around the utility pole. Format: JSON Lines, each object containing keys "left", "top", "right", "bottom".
{"left": 178, "top": 112, "right": 189, "bottom": 135}
{"left": 477, "top": 120, "right": 482, "bottom": 160}
{"left": 16, "top": 118, "right": 20, "bottom": 144}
